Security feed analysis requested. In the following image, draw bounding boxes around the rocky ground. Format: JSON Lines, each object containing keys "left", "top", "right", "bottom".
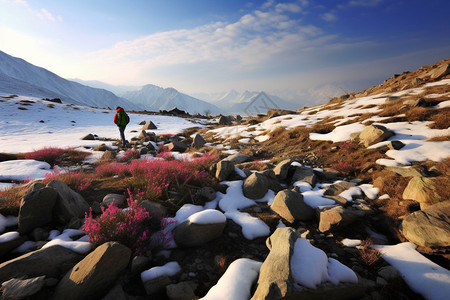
{"left": 0, "top": 60, "right": 449, "bottom": 299}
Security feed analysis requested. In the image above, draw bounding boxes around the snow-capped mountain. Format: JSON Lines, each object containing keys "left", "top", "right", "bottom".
{"left": 196, "top": 90, "right": 298, "bottom": 115}
{"left": 69, "top": 78, "right": 142, "bottom": 96}
{"left": 0, "top": 50, "right": 143, "bottom": 110}
{"left": 121, "top": 84, "right": 224, "bottom": 115}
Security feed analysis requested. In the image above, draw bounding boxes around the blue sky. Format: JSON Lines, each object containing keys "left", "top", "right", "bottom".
{"left": 0, "top": 0, "right": 449, "bottom": 104}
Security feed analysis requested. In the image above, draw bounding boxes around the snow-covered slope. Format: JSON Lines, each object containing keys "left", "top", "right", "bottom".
{"left": 0, "top": 50, "right": 143, "bottom": 110}
{"left": 121, "top": 84, "right": 224, "bottom": 115}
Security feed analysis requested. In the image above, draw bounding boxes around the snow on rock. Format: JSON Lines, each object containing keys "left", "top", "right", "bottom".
{"left": 309, "top": 123, "right": 366, "bottom": 142}
{"left": 141, "top": 261, "right": 181, "bottom": 283}
{"left": 224, "top": 210, "right": 270, "bottom": 240}
{"left": 358, "top": 184, "right": 379, "bottom": 200}
{"left": 0, "top": 159, "right": 51, "bottom": 181}
{"left": 200, "top": 258, "right": 262, "bottom": 300}
{"left": 339, "top": 186, "right": 362, "bottom": 202}
{"left": 373, "top": 242, "right": 450, "bottom": 300}
{"left": 341, "top": 238, "right": 362, "bottom": 247}
{"left": 0, "top": 231, "right": 19, "bottom": 243}
{"left": 188, "top": 209, "right": 226, "bottom": 224}
{"left": 302, "top": 189, "right": 336, "bottom": 209}
{"left": 291, "top": 238, "right": 358, "bottom": 289}
{"left": 42, "top": 229, "right": 92, "bottom": 254}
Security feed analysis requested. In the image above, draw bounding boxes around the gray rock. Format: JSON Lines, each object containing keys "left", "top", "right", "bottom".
{"left": 273, "top": 159, "right": 293, "bottom": 181}
{"left": 143, "top": 275, "right": 172, "bottom": 295}
{"left": 173, "top": 219, "right": 226, "bottom": 248}
{"left": 168, "top": 141, "right": 188, "bottom": 153}
{"left": 242, "top": 172, "right": 269, "bottom": 200}
{"left": 387, "top": 165, "right": 428, "bottom": 178}
{"left": 0, "top": 245, "right": 83, "bottom": 284}
{"left": 271, "top": 189, "right": 314, "bottom": 223}
{"left": 140, "top": 200, "right": 167, "bottom": 219}
{"left": 323, "top": 181, "right": 356, "bottom": 196}
{"left": 400, "top": 201, "right": 450, "bottom": 248}
{"left": 292, "top": 166, "right": 317, "bottom": 186}
{"left": 402, "top": 177, "right": 441, "bottom": 209}
{"left": 223, "top": 153, "right": 250, "bottom": 164}
{"left": 166, "top": 282, "right": 196, "bottom": 300}
{"left": 215, "top": 160, "right": 235, "bottom": 181}
{"left": 1, "top": 276, "right": 46, "bottom": 299}
{"left": 192, "top": 134, "right": 207, "bottom": 148}
{"left": 252, "top": 227, "right": 299, "bottom": 299}
{"left": 131, "top": 256, "right": 151, "bottom": 276}
{"left": 318, "top": 206, "right": 361, "bottom": 233}
{"left": 403, "top": 98, "right": 426, "bottom": 107}
{"left": 100, "top": 150, "right": 116, "bottom": 161}
{"left": 102, "top": 193, "right": 127, "bottom": 207}
{"left": 388, "top": 140, "right": 405, "bottom": 150}
{"left": 101, "top": 284, "right": 130, "bottom": 300}
{"left": 427, "top": 63, "right": 450, "bottom": 79}
{"left": 142, "top": 120, "right": 157, "bottom": 130}
{"left": 199, "top": 187, "right": 216, "bottom": 201}
{"left": 81, "top": 133, "right": 95, "bottom": 140}
{"left": 47, "top": 180, "right": 90, "bottom": 225}
{"left": 52, "top": 242, "right": 131, "bottom": 300}
{"left": 18, "top": 187, "right": 57, "bottom": 234}
{"left": 218, "top": 115, "right": 233, "bottom": 125}
{"left": 359, "top": 125, "right": 394, "bottom": 147}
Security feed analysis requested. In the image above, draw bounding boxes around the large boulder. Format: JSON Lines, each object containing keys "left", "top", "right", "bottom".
{"left": 218, "top": 115, "right": 233, "bottom": 125}
{"left": 18, "top": 187, "right": 57, "bottom": 234}
{"left": 173, "top": 210, "right": 226, "bottom": 247}
{"left": 318, "top": 206, "right": 362, "bottom": 233}
{"left": 291, "top": 166, "right": 317, "bottom": 187}
{"left": 52, "top": 242, "right": 131, "bottom": 300}
{"left": 215, "top": 160, "right": 235, "bottom": 181}
{"left": 400, "top": 201, "right": 450, "bottom": 248}
{"left": 243, "top": 172, "right": 269, "bottom": 200}
{"left": 0, "top": 245, "right": 83, "bottom": 284}
{"left": 47, "top": 180, "right": 90, "bottom": 225}
{"left": 192, "top": 133, "right": 207, "bottom": 148}
{"left": 271, "top": 189, "right": 314, "bottom": 223}
{"left": 359, "top": 125, "right": 394, "bottom": 147}
{"left": 252, "top": 227, "right": 299, "bottom": 299}
{"left": 402, "top": 177, "right": 442, "bottom": 209}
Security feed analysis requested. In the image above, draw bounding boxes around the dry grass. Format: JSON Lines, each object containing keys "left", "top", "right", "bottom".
{"left": 0, "top": 185, "right": 29, "bottom": 215}
{"left": 357, "top": 239, "right": 382, "bottom": 267}
{"left": 427, "top": 135, "right": 450, "bottom": 142}
{"left": 429, "top": 107, "right": 450, "bottom": 129}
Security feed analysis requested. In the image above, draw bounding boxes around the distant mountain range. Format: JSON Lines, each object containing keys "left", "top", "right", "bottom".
{"left": 0, "top": 50, "right": 142, "bottom": 111}
{"left": 0, "top": 50, "right": 297, "bottom": 115}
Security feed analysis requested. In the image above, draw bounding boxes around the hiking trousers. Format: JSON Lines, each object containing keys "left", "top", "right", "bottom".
{"left": 118, "top": 125, "right": 126, "bottom": 146}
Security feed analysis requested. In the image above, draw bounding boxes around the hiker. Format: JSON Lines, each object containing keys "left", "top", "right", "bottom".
{"left": 113, "top": 106, "right": 130, "bottom": 147}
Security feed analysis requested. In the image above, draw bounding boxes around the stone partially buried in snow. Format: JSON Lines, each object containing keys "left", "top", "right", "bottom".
{"left": 173, "top": 209, "right": 226, "bottom": 247}
{"left": 18, "top": 186, "right": 57, "bottom": 234}
{"left": 400, "top": 200, "right": 450, "bottom": 248}
{"left": 242, "top": 172, "right": 270, "bottom": 200}
{"left": 81, "top": 133, "right": 95, "bottom": 140}
{"left": 192, "top": 133, "right": 207, "bottom": 148}
{"left": 142, "top": 120, "right": 157, "bottom": 130}
{"left": 252, "top": 227, "right": 300, "bottom": 299}
{"left": 291, "top": 166, "right": 317, "bottom": 186}
{"left": 52, "top": 242, "right": 131, "bottom": 300}
{"left": 359, "top": 125, "right": 394, "bottom": 147}
{"left": 218, "top": 115, "right": 233, "bottom": 125}
{"left": 47, "top": 180, "right": 90, "bottom": 225}
{"left": 271, "top": 189, "right": 314, "bottom": 223}
{"left": 215, "top": 160, "right": 235, "bottom": 181}
{"left": 0, "top": 232, "right": 26, "bottom": 257}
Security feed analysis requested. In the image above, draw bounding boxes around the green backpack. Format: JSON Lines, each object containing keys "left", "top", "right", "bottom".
{"left": 117, "top": 111, "right": 130, "bottom": 126}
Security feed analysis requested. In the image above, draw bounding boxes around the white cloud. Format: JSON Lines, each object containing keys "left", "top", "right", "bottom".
{"left": 348, "top": 0, "right": 383, "bottom": 7}
{"left": 10, "top": 0, "right": 62, "bottom": 22}
{"left": 321, "top": 12, "right": 337, "bottom": 22}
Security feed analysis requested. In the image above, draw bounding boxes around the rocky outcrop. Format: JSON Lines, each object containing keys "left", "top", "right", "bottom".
{"left": 402, "top": 177, "right": 441, "bottom": 209}
{"left": 359, "top": 125, "right": 394, "bottom": 147}
{"left": 47, "top": 180, "right": 90, "bottom": 225}
{"left": 18, "top": 186, "right": 57, "bottom": 234}
{"left": 271, "top": 189, "right": 314, "bottom": 223}
{"left": 52, "top": 242, "right": 131, "bottom": 300}
{"left": 400, "top": 201, "right": 450, "bottom": 248}
{"left": 0, "top": 245, "right": 83, "bottom": 283}
{"left": 427, "top": 63, "right": 450, "bottom": 79}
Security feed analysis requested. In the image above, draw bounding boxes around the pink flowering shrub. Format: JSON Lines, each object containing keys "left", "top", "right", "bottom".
{"left": 83, "top": 192, "right": 170, "bottom": 255}
{"left": 338, "top": 142, "right": 357, "bottom": 152}
{"left": 156, "top": 151, "right": 175, "bottom": 161}
{"left": 117, "top": 149, "right": 141, "bottom": 163}
{"left": 331, "top": 161, "right": 356, "bottom": 176}
{"left": 24, "top": 147, "right": 65, "bottom": 166}
{"left": 42, "top": 169, "right": 94, "bottom": 192}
